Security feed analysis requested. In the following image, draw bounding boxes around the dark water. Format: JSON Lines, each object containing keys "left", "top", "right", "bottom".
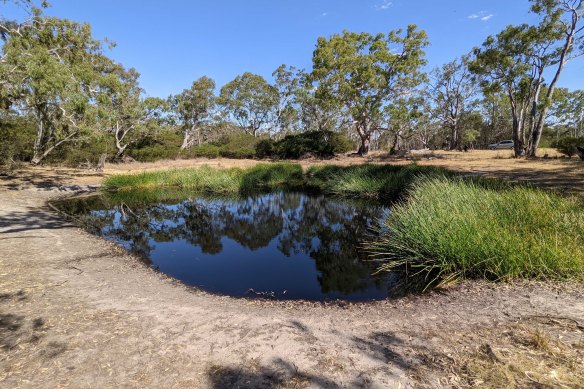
{"left": 56, "top": 191, "right": 396, "bottom": 301}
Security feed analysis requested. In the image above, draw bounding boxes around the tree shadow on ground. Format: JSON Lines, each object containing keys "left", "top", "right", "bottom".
{"left": 351, "top": 331, "right": 411, "bottom": 370}
{"left": 0, "top": 207, "right": 70, "bottom": 233}
{"left": 1, "top": 170, "right": 100, "bottom": 192}
{"left": 206, "top": 323, "right": 455, "bottom": 388}
{"left": 476, "top": 167, "right": 584, "bottom": 196}
{"left": 0, "top": 314, "right": 26, "bottom": 351}
{"left": 208, "top": 358, "right": 340, "bottom": 389}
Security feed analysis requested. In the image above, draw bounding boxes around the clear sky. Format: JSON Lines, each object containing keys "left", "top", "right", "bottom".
{"left": 4, "top": 0, "right": 584, "bottom": 97}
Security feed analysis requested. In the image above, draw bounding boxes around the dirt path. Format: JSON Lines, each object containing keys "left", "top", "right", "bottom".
{"left": 1, "top": 161, "right": 583, "bottom": 388}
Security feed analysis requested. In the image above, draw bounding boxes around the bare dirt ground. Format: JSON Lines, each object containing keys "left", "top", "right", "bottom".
{"left": 1, "top": 151, "right": 583, "bottom": 388}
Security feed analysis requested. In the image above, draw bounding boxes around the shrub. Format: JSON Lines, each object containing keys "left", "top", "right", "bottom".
{"left": 130, "top": 144, "right": 179, "bottom": 162}
{"left": 255, "top": 139, "right": 275, "bottom": 159}
{"left": 371, "top": 177, "right": 584, "bottom": 287}
{"left": 129, "top": 131, "right": 183, "bottom": 162}
{"left": 44, "top": 135, "right": 113, "bottom": 167}
{"left": 262, "top": 131, "right": 354, "bottom": 159}
{"left": 216, "top": 132, "right": 260, "bottom": 159}
{"left": 553, "top": 136, "right": 584, "bottom": 158}
{"left": 186, "top": 144, "right": 220, "bottom": 159}
{"left": 0, "top": 117, "right": 35, "bottom": 165}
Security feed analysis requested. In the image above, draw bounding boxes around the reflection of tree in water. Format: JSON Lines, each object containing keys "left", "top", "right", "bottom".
{"left": 62, "top": 192, "right": 385, "bottom": 295}
{"left": 277, "top": 194, "right": 384, "bottom": 294}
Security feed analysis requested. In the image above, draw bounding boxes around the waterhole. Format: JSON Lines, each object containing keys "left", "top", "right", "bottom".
{"left": 56, "top": 191, "right": 398, "bottom": 301}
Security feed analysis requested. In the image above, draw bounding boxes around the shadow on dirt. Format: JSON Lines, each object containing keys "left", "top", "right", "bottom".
{"left": 0, "top": 170, "right": 99, "bottom": 192}
{"left": 208, "top": 358, "right": 341, "bottom": 389}
{"left": 0, "top": 207, "right": 70, "bottom": 233}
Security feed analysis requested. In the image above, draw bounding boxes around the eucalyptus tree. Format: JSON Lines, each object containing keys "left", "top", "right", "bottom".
{"left": 526, "top": 0, "right": 584, "bottom": 156}
{"left": 96, "top": 65, "right": 148, "bottom": 159}
{"left": 311, "top": 26, "right": 429, "bottom": 155}
{"left": 297, "top": 83, "right": 349, "bottom": 134}
{"left": 142, "top": 96, "right": 170, "bottom": 132}
{"left": 382, "top": 95, "right": 427, "bottom": 154}
{"left": 470, "top": 25, "right": 544, "bottom": 156}
{"left": 219, "top": 72, "right": 278, "bottom": 137}
{"left": 430, "top": 56, "right": 477, "bottom": 149}
{"left": 476, "top": 92, "right": 513, "bottom": 145}
{"left": 0, "top": 12, "right": 112, "bottom": 164}
{"left": 471, "top": 1, "right": 583, "bottom": 157}
{"left": 548, "top": 88, "right": 584, "bottom": 138}
{"left": 170, "top": 76, "right": 216, "bottom": 149}
{"left": 272, "top": 64, "right": 302, "bottom": 135}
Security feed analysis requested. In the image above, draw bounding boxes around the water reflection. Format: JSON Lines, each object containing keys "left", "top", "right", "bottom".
{"left": 57, "top": 192, "right": 393, "bottom": 301}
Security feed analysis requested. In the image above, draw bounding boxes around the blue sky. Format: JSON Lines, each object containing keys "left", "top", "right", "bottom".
{"left": 5, "top": 0, "right": 584, "bottom": 97}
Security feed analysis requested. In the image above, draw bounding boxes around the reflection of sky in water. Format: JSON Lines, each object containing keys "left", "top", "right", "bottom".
{"left": 65, "top": 192, "right": 395, "bottom": 301}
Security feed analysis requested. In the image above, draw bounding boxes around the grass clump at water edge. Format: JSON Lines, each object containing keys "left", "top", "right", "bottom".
{"left": 102, "top": 163, "right": 305, "bottom": 194}
{"left": 370, "top": 177, "right": 584, "bottom": 286}
{"left": 102, "top": 163, "right": 446, "bottom": 199}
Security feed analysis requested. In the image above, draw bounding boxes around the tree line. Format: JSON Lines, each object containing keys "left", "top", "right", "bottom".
{"left": 1, "top": 0, "right": 583, "bottom": 165}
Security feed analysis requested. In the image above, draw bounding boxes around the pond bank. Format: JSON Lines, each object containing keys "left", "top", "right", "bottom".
{"left": 1, "top": 171, "right": 583, "bottom": 387}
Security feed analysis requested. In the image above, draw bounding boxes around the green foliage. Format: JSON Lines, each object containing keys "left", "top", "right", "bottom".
{"left": 218, "top": 72, "right": 278, "bottom": 137}
{"left": 1, "top": 11, "right": 113, "bottom": 163}
{"left": 188, "top": 143, "right": 220, "bottom": 159}
{"left": 262, "top": 131, "right": 353, "bottom": 159}
{"left": 254, "top": 139, "right": 275, "bottom": 159}
{"left": 129, "top": 144, "right": 177, "bottom": 162}
{"left": 96, "top": 65, "right": 149, "bottom": 159}
{"left": 170, "top": 76, "right": 216, "bottom": 149}
{"left": 215, "top": 132, "right": 259, "bottom": 159}
{"left": 311, "top": 26, "right": 429, "bottom": 154}
{"left": 371, "top": 177, "right": 584, "bottom": 287}
{"left": 553, "top": 136, "right": 584, "bottom": 157}
{"left": 127, "top": 131, "right": 182, "bottom": 162}
{"left": 44, "top": 135, "right": 111, "bottom": 166}
{"left": 0, "top": 117, "right": 35, "bottom": 164}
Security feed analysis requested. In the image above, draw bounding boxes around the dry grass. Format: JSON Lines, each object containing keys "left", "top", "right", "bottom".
{"left": 454, "top": 322, "right": 584, "bottom": 388}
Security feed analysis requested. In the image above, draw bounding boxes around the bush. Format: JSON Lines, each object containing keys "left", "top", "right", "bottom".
{"left": 255, "top": 139, "right": 275, "bottom": 159}
{"left": 553, "top": 136, "right": 584, "bottom": 158}
{"left": 216, "top": 132, "right": 259, "bottom": 159}
{"left": 260, "top": 131, "right": 354, "bottom": 159}
{"left": 0, "top": 117, "right": 35, "bottom": 165}
{"left": 185, "top": 143, "right": 220, "bottom": 159}
{"left": 129, "top": 131, "right": 183, "bottom": 162}
{"left": 371, "top": 177, "right": 584, "bottom": 287}
{"left": 130, "top": 144, "right": 179, "bottom": 162}
{"left": 42, "top": 134, "right": 114, "bottom": 167}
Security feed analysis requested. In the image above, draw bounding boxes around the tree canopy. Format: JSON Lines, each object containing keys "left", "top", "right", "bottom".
{"left": 311, "top": 26, "right": 429, "bottom": 154}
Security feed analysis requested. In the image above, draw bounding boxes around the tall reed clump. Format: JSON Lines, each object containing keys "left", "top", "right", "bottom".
{"left": 305, "top": 164, "right": 448, "bottom": 199}
{"left": 103, "top": 163, "right": 449, "bottom": 199}
{"left": 102, "top": 163, "right": 304, "bottom": 194}
{"left": 371, "top": 177, "right": 584, "bottom": 286}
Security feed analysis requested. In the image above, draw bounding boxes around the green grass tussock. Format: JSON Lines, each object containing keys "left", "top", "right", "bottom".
{"left": 102, "top": 163, "right": 305, "bottom": 194}
{"left": 371, "top": 177, "right": 584, "bottom": 285}
{"left": 102, "top": 163, "right": 445, "bottom": 199}
{"left": 305, "top": 164, "right": 449, "bottom": 199}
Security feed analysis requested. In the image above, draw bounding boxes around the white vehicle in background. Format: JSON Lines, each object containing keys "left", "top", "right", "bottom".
{"left": 489, "top": 140, "right": 514, "bottom": 150}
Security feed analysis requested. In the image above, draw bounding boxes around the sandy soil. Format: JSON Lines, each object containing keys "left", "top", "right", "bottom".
{"left": 1, "top": 153, "right": 583, "bottom": 388}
